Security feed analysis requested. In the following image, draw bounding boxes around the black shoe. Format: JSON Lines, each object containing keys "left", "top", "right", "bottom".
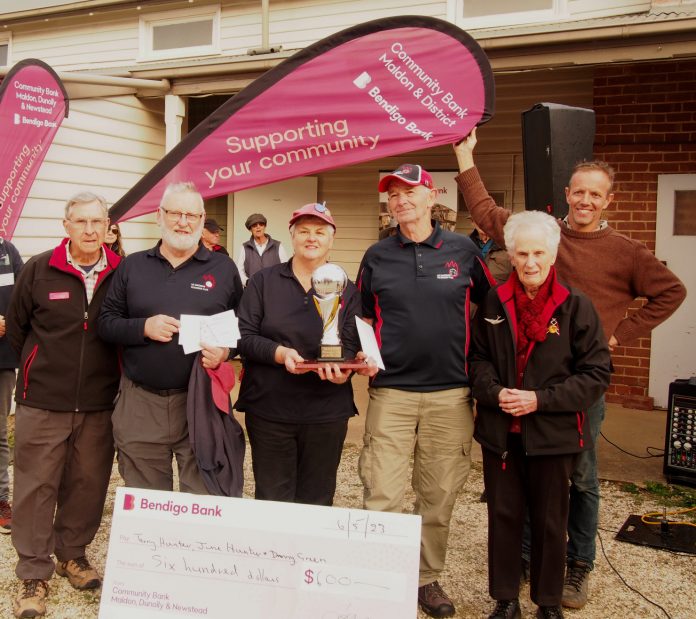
{"left": 418, "top": 581, "right": 455, "bottom": 618}
{"left": 488, "top": 599, "right": 521, "bottom": 619}
{"left": 520, "top": 558, "right": 530, "bottom": 584}
{"left": 537, "top": 605, "right": 564, "bottom": 619}
{"left": 480, "top": 489, "right": 488, "bottom": 503}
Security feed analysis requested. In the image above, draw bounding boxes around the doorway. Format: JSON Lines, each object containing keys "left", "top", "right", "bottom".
{"left": 649, "top": 174, "right": 696, "bottom": 407}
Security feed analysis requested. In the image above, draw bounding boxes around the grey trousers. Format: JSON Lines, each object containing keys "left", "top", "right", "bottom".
{"left": 0, "top": 369, "right": 16, "bottom": 502}
{"left": 112, "top": 375, "right": 208, "bottom": 494}
{"left": 12, "top": 404, "right": 114, "bottom": 579}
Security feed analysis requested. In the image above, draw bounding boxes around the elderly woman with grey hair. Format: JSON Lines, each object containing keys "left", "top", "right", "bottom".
{"left": 469, "top": 210, "right": 611, "bottom": 619}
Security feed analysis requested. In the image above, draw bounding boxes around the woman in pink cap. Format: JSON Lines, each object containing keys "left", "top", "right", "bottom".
{"left": 236, "top": 202, "right": 377, "bottom": 505}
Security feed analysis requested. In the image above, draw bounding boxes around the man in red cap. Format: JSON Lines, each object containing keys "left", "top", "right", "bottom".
{"left": 357, "top": 164, "right": 493, "bottom": 618}
{"left": 236, "top": 212, "right": 287, "bottom": 286}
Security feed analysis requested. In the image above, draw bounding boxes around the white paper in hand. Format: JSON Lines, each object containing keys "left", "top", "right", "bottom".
{"left": 355, "top": 316, "right": 385, "bottom": 370}
{"left": 179, "top": 310, "right": 240, "bottom": 354}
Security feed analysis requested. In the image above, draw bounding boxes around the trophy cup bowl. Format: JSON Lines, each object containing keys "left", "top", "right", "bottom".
{"left": 296, "top": 263, "right": 365, "bottom": 370}
{"left": 312, "top": 263, "right": 347, "bottom": 361}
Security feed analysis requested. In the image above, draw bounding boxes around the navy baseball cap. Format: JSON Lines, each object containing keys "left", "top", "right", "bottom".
{"left": 378, "top": 164, "right": 434, "bottom": 193}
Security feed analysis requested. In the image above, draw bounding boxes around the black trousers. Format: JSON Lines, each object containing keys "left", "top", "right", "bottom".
{"left": 245, "top": 413, "right": 348, "bottom": 506}
{"left": 482, "top": 434, "right": 577, "bottom": 606}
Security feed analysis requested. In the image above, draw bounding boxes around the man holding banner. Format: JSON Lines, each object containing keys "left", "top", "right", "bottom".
{"left": 357, "top": 164, "right": 493, "bottom": 618}
{"left": 454, "top": 129, "right": 686, "bottom": 611}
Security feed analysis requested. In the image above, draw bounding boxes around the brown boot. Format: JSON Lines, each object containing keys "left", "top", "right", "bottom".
{"left": 55, "top": 556, "right": 101, "bottom": 590}
{"left": 561, "top": 560, "right": 591, "bottom": 609}
{"left": 418, "top": 581, "right": 455, "bottom": 618}
{"left": 13, "top": 579, "right": 49, "bottom": 618}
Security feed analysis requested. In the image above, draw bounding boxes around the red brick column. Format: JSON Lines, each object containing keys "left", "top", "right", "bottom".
{"left": 593, "top": 60, "right": 696, "bottom": 409}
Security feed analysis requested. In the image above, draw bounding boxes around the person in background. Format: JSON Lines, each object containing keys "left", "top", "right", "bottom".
{"left": 470, "top": 221, "right": 511, "bottom": 285}
{"left": 7, "top": 192, "right": 121, "bottom": 618}
{"left": 236, "top": 202, "right": 377, "bottom": 506}
{"left": 104, "top": 223, "right": 126, "bottom": 257}
{"left": 455, "top": 128, "right": 686, "bottom": 610}
{"left": 98, "top": 182, "right": 242, "bottom": 494}
{"left": 236, "top": 212, "right": 288, "bottom": 286}
{"left": 0, "top": 237, "right": 23, "bottom": 535}
{"left": 470, "top": 210, "right": 611, "bottom": 619}
{"left": 201, "top": 218, "right": 229, "bottom": 255}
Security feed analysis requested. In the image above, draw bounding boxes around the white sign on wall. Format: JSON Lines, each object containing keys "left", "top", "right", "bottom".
{"left": 99, "top": 487, "right": 421, "bottom": 619}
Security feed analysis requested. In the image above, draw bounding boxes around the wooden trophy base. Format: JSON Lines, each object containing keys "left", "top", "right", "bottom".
{"left": 297, "top": 345, "right": 366, "bottom": 370}
{"left": 296, "top": 359, "right": 367, "bottom": 370}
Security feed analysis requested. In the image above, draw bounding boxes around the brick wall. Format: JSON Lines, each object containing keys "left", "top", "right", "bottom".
{"left": 593, "top": 60, "right": 695, "bottom": 409}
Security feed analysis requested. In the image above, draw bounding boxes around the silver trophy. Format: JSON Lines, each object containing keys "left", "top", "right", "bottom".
{"left": 312, "top": 263, "right": 348, "bottom": 361}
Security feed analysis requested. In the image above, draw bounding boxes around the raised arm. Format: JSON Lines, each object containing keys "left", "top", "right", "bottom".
{"left": 453, "top": 128, "right": 510, "bottom": 248}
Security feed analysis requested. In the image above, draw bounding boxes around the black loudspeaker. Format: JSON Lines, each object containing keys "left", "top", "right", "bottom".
{"left": 663, "top": 378, "right": 696, "bottom": 488}
{"left": 521, "top": 103, "right": 595, "bottom": 219}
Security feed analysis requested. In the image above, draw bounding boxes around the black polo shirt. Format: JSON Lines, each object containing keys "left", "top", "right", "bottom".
{"left": 235, "top": 259, "right": 360, "bottom": 423}
{"left": 98, "top": 242, "right": 242, "bottom": 390}
{"left": 357, "top": 222, "right": 492, "bottom": 391}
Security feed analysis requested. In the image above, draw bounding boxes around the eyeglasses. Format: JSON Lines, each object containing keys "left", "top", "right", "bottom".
{"left": 160, "top": 208, "right": 203, "bottom": 224}
{"left": 66, "top": 218, "right": 107, "bottom": 229}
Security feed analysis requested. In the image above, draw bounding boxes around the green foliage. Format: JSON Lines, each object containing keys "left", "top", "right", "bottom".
{"left": 621, "top": 482, "right": 640, "bottom": 494}
{"left": 636, "top": 480, "right": 696, "bottom": 522}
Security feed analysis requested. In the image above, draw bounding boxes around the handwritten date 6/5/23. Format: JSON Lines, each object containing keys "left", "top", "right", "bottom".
{"left": 335, "top": 512, "right": 385, "bottom": 538}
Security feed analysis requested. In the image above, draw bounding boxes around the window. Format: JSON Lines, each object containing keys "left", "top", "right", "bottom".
{"left": 464, "top": 0, "right": 553, "bottom": 19}
{"left": 673, "top": 190, "right": 696, "bottom": 236}
{"left": 139, "top": 5, "right": 220, "bottom": 61}
{"left": 454, "top": 0, "right": 568, "bottom": 28}
{"left": 0, "top": 33, "right": 10, "bottom": 67}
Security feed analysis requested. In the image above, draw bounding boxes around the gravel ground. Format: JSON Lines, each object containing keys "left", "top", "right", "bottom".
{"left": 0, "top": 444, "right": 693, "bottom": 619}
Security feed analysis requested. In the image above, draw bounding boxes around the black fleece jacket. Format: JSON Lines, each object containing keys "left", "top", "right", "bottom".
{"left": 470, "top": 271, "right": 611, "bottom": 458}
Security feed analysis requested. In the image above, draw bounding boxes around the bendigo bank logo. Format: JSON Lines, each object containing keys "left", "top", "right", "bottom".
{"left": 122, "top": 492, "right": 222, "bottom": 518}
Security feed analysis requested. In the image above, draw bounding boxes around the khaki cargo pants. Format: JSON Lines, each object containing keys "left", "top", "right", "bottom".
{"left": 359, "top": 386, "right": 474, "bottom": 586}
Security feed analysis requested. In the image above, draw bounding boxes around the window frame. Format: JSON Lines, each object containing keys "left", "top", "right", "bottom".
{"left": 451, "top": 0, "right": 569, "bottom": 29}
{"left": 0, "top": 31, "right": 11, "bottom": 67}
{"left": 138, "top": 4, "right": 221, "bottom": 62}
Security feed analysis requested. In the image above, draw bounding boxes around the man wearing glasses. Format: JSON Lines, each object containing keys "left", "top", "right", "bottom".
{"left": 7, "top": 192, "right": 122, "bottom": 618}
{"left": 99, "top": 182, "right": 242, "bottom": 495}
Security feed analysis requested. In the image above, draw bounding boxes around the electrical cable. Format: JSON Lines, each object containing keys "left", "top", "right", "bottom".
{"left": 597, "top": 529, "right": 673, "bottom": 619}
{"left": 641, "top": 506, "right": 696, "bottom": 528}
{"left": 600, "top": 431, "right": 664, "bottom": 458}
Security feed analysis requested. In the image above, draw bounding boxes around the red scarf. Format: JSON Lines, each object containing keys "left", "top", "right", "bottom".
{"left": 506, "top": 267, "right": 555, "bottom": 433}
{"left": 511, "top": 267, "right": 556, "bottom": 350}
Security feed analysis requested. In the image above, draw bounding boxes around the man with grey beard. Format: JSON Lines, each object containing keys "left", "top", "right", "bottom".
{"left": 99, "top": 182, "right": 242, "bottom": 493}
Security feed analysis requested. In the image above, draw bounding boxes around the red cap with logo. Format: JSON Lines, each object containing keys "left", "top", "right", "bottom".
{"left": 378, "top": 163, "right": 434, "bottom": 193}
{"left": 288, "top": 202, "right": 336, "bottom": 230}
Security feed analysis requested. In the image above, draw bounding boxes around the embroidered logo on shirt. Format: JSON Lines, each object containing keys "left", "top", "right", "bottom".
{"left": 191, "top": 274, "right": 216, "bottom": 292}
{"left": 49, "top": 291, "right": 70, "bottom": 300}
{"left": 484, "top": 315, "right": 505, "bottom": 325}
{"left": 436, "top": 260, "right": 460, "bottom": 280}
{"left": 547, "top": 318, "right": 560, "bottom": 336}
